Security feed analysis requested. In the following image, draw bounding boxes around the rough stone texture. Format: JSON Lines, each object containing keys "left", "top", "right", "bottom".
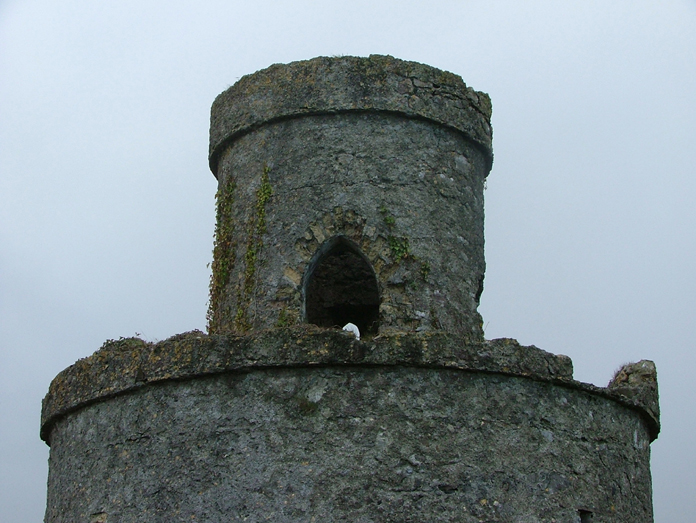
{"left": 42, "top": 56, "right": 660, "bottom": 522}
{"left": 208, "top": 55, "right": 493, "bottom": 173}
{"left": 207, "top": 55, "right": 492, "bottom": 338}
{"left": 210, "top": 107, "right": 490, "bottom": 337}
{"left": 44, "top": 351, "right": 655, "bottom": 522}
{"left": 608, "top": 360, "right": 660, "bottom": 426}
{"left": 42, "top": 330, "right": 659, "bottom": 522}
{"left": 41, "top": 328, "right": 658, "bottom": 445}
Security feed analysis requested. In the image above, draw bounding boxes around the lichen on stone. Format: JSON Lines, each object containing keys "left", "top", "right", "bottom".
{"left": 234, "top": 165, "right": 273, "bottom": 333}
{"left": 207, "top": 178, "right": 237, "bottom": 334}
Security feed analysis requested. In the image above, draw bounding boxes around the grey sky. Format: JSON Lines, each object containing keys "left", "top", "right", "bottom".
{"left": 1, "top": 1, "right": 694, "bottom": 521}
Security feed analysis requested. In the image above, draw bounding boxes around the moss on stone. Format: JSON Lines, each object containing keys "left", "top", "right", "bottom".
{"left": 40, "top": 326, "right": 660, "bottom": 446}
{"left": 234, "top": 165, "right": 273, "bottom": 333}
{"left": 207, "top": 180, "right": 237, "bottom": 334}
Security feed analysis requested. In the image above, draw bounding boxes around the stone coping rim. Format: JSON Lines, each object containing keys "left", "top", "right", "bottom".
{"left": 40, "top": 326, "right": 659, "bottom": 444}
{"left": 208, "top": 55, "right": 494, "bottom": 174}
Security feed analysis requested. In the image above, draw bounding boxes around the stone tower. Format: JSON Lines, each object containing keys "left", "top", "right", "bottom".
{"left": 42, "top": 56, "right": 659, "bottom": 523}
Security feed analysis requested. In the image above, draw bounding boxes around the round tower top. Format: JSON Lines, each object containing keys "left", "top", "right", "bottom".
{"left": 209, "top": 55, "right": 493, "bottom": 174}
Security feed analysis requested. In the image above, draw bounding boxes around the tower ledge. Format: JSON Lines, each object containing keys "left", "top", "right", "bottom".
{"left": 209, "top": 54, "right": 493, "bottom": 173}
{"left": 41, "top": 327, "right": 659, "bottom": 445}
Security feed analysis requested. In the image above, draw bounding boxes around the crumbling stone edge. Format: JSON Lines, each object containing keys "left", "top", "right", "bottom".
{"left": 208, "top": 54, "right": 494, "bottom": 174}
{"left": 40, "top": 325, "right": 660, "bottom": 444}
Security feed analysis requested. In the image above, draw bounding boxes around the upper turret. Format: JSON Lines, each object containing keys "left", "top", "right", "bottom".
{"left": 206, "top": 55, "right": 493, "bottom": 339}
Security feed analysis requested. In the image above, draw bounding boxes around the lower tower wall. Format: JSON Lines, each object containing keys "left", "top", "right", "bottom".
{"left": 42, "top": 329, "right": 658, "bottom": 523}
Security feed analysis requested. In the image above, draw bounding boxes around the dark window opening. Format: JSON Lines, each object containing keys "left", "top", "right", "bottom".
{"left": 578, "top": 509, "right": 594, "bottom": 522}
{"left": 305, "top": 238, "right": 380, "bottom": 336}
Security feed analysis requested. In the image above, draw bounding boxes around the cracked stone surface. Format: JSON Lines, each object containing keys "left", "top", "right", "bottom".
{"left": 43, "top": 329, "right": 658, "bottom": 522}
{"left": 210, "top": 57, "right": 492, "bottom": 337}
{"left": 43, "top": 56, "right": 659, "bottom": 523}
{"left": 208, "top": 55, "right": 493, "bottom": 172}
{"left": 44, "top": 350, "right": 655, "bottom": 522}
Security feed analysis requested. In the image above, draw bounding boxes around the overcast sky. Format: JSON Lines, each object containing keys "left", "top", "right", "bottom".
{"left": 1, "top": 1, "right": 694, "bottom": 521}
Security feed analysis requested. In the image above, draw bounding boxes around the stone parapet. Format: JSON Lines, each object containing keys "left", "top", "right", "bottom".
{"left": 209, "top": 55, "right": 493, "bottom": 173}
{"left": 41, "top": 327, "right": 659, "bottom": 445}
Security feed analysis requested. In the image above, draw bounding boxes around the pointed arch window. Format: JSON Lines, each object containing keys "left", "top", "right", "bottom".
{"left": 304, "top": 237, "right": 380, "bottom": 336}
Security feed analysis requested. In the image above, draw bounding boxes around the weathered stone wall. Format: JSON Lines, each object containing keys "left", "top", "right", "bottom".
{"left": 42, "top": 329, "right": 658, "bottom": 523}
{"left": 207, "top": 56, "right": 492, "bottom": 338}
{"left": 42, "top": 56, "right": 660, "bottom": 523}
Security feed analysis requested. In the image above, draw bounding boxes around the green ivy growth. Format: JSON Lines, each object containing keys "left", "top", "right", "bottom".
{"left": 380, "top": 206, "right": 411, "bottom": 262}
{"left": 388, "top": 236, "right": 410, "bottom": 262}
{"left": 276, "top": 307, "right": 290, "bottom": 327}
{"left": 234, "top": 165, "right": 273, "bottom": 332}
{"left": 207, "top": 180, "right": 237, "bottom": 334}
{"left": 419, "top": 261, "right": 431, "bottom": 280}
{"left": 380, "top": 205, "right": 431, "bottom": 282}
